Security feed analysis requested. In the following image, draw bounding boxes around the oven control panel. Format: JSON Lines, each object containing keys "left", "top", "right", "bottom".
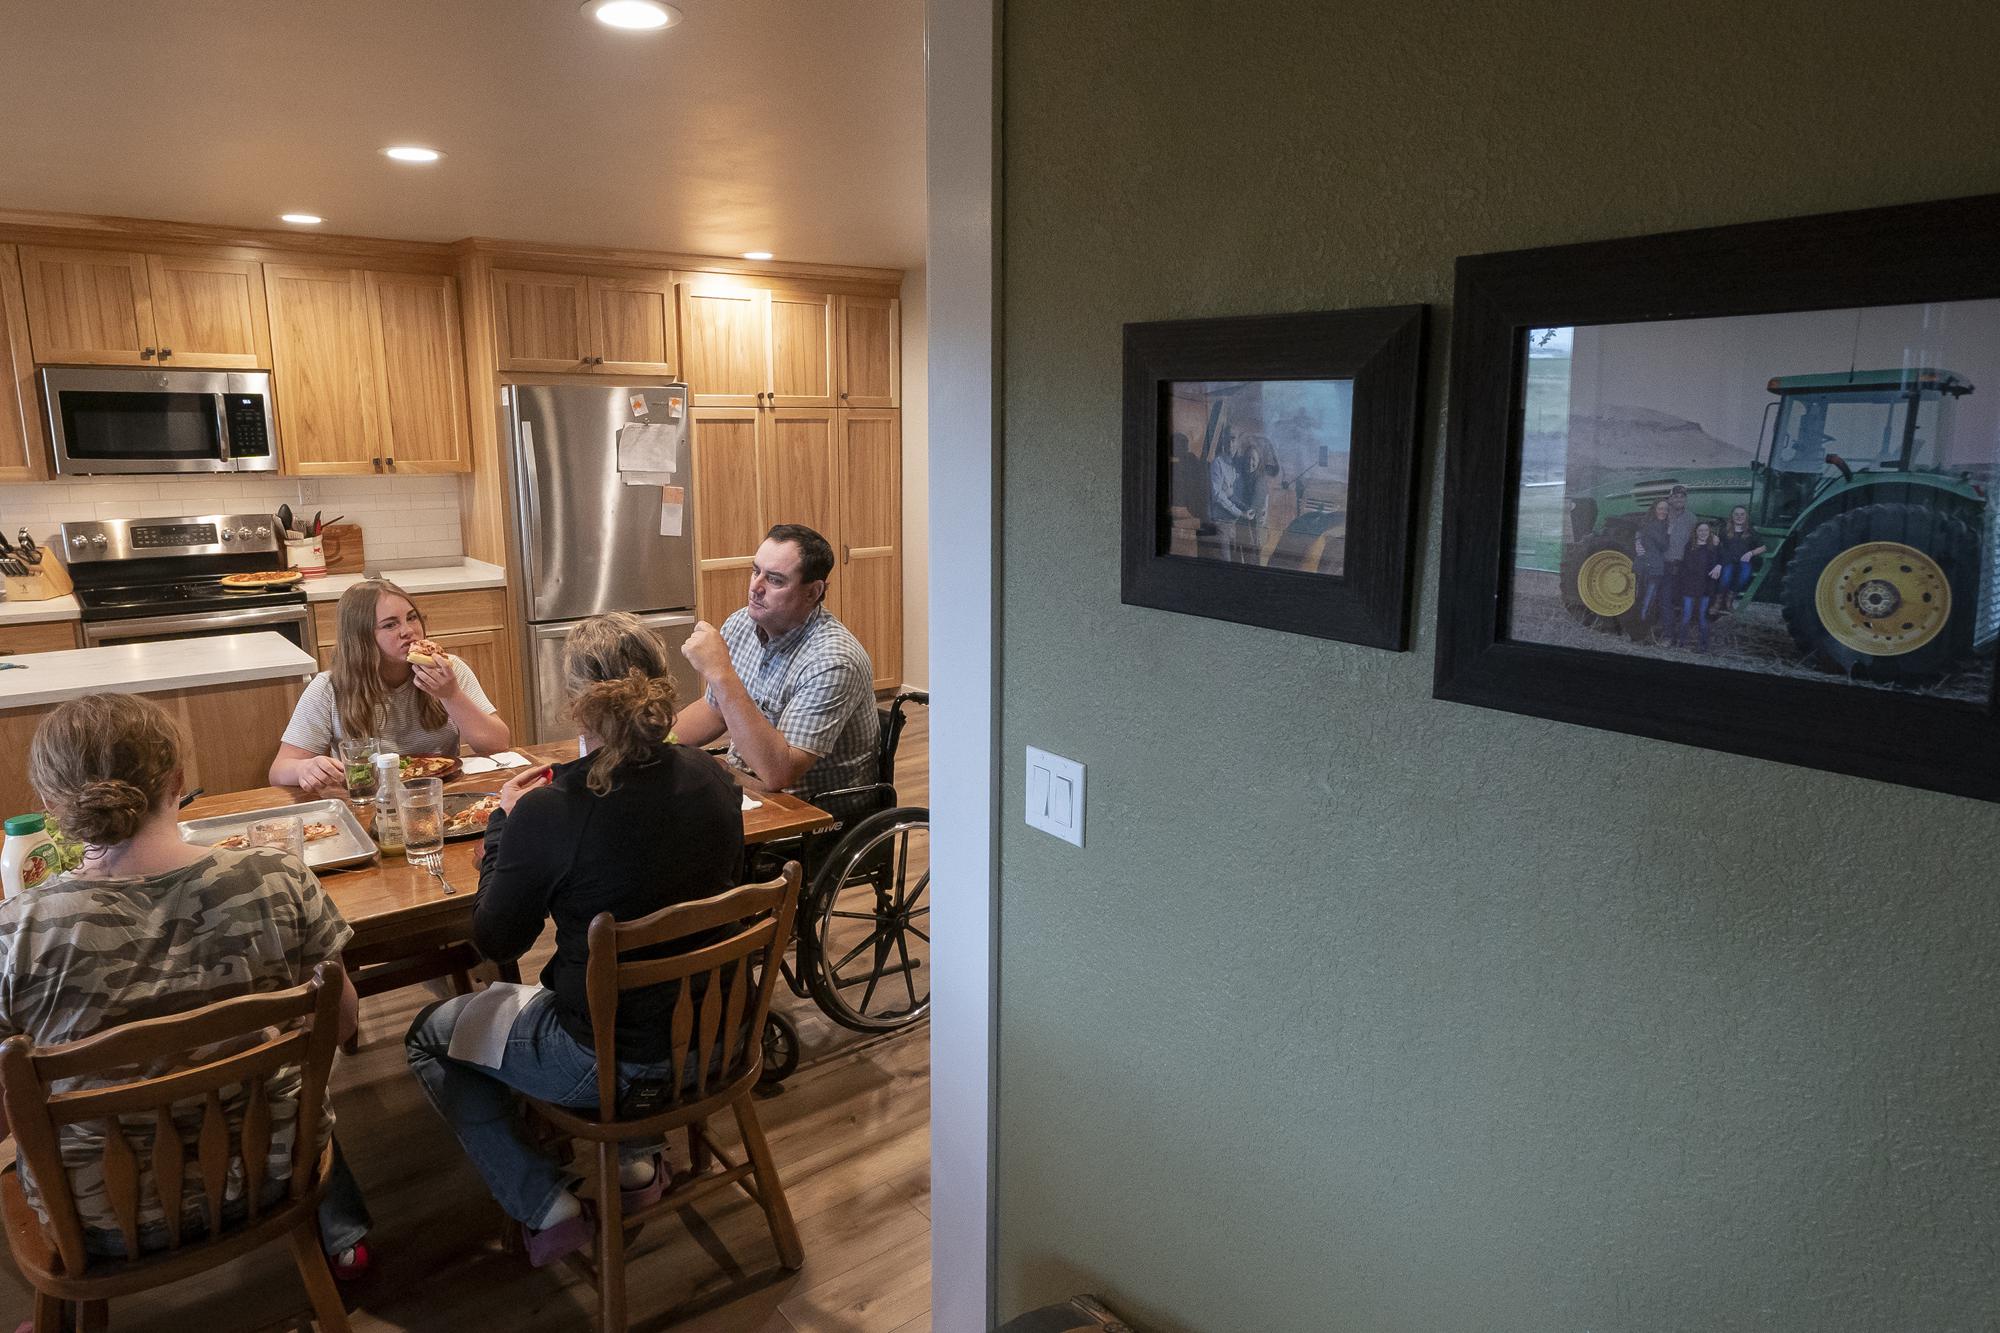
{"left": 60, "top": 514, "right": 284, "bottom": 562}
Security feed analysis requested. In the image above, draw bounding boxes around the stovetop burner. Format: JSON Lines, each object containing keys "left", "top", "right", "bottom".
{"left": 76, "top": 578, "right": 309, "bottom": 621}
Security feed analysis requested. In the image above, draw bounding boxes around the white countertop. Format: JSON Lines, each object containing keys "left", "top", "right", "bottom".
{"left": 0, "top": 560, "right": 506, "bottom": 626}
{"left": 0, "top": 595, "right": 82, "bottom": 626}
{"left": 303, "top": 559, "right": 508, "bottom": 602}
{"left": 0, "top": 631, "right": 320, "bottom": 710}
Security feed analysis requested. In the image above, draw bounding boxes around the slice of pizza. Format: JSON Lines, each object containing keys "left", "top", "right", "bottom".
{"left": 213, "top": 833, "right": 249, "bottom": 850}
{"left": 303, "top": 822, "right": 340, "bottom": 842}
{"left": 405, "top": 637, "right": 448, "bottom": 667}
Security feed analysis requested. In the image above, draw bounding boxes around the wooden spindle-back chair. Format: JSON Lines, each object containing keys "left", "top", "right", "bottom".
{"left": 522, "top": 864, "right": 805, "bottom": 1332}
{"left": 0, "top": 962, "right": 351, "bottom": 1333}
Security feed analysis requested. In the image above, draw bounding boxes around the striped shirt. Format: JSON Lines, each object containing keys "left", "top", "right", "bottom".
{"left": 280, "top": 660, "right": 494, "bottom": 758}
{"left": 711, "top": 605, "right": 878, "bottom": 807}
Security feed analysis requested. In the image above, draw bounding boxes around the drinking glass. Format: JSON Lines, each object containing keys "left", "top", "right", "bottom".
{"left": 399, "top": 778, "right": 445, "bottom": 863}
{"left": 340, "top": 737, "right": 380, "bottom": 802}
{"left": 247, "top": 815, "right": 306, "bottom": 862}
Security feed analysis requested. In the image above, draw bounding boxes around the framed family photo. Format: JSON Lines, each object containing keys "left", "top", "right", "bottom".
{"left": 1435, "top": 193, "right": 2000, "bottom": 800}
{"left": 1121, "top": 305, "right": 1427, "bottom": 647}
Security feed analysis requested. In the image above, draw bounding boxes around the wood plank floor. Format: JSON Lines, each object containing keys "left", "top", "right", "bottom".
{"left": 0, "top": 704, "right": 932, "bottom": 1333}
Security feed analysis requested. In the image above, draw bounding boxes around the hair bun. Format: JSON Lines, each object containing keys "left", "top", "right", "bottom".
{"left": 69, "top": 778, "right": 153, "bottom": 845}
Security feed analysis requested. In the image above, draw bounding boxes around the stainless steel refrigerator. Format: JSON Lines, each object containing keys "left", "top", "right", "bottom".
{"left": 502, "top": 382, "right": 699, "bottom": 743}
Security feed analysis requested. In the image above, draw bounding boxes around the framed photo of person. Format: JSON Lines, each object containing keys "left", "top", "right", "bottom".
{"left": 1120, "top": 305, "right": 1428, "bottom": 648}
{"left": 1434, "top": 192, "right": 2000, "bottom": 800}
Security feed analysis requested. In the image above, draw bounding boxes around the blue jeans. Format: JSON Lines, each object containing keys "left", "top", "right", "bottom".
{"left": 1673, "top": 595, "right": 1712, "bottom": 649}
{"left": 405, "top": 990, "right": 666, "bottom": 1225}
{"left": 1718, "top": 561, "right": 1753, "bottom": 595}
{"left": 85, "top": 1135, "right": 369, "bottom": 1258}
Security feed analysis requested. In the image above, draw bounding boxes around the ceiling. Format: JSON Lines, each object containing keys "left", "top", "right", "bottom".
{"left": 0, "top": 0, "right": 926, "bottom": 270}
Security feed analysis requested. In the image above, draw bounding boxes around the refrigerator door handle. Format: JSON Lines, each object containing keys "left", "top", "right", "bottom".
{"left": 516, "top": 418, "right": 546, "bottom": 594}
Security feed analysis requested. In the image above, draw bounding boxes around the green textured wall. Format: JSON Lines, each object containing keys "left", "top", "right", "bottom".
{"left": 994, "top": 3, "right": 2000, "bottom": 1329}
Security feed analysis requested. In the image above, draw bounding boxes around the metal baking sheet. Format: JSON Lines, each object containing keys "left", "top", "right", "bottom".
{"left": 178, "top": 798, "right": 377, "bottom": 872}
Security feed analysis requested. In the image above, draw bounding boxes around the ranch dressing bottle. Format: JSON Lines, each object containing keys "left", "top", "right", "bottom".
{"left": 1, "top": 814, "right": 60, "bottom": 898}
{"left": 371, "top": 752, "right": 405, "bottom": 856}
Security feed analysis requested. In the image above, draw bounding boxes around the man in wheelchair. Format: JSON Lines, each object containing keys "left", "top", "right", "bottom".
{"left": 674, "top": 522, "right": 880, "bottom": 828}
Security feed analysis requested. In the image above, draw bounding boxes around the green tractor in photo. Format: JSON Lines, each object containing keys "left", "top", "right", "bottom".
{"left": 1559, "top": 367, "right": 1995, "bottom": 680}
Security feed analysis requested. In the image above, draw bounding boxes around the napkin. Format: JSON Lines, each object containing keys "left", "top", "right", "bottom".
{"left": 460, "top": 751, "right": 536, "bottom": 775}
{"left": 742, "top": 794, "right": 762, "bottom": 811}
{"left": 445, "top": 983, "right": 546, "bottom": 1068}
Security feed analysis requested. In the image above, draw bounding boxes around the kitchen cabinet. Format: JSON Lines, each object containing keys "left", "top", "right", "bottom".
{"left": 688, "top": 404, "right": 903, "bottom": 688}
{"left": 265, "top": 265, "right": 381, "bottom": 475}
{"left": 268, "top": 266, "right": 469, "bottom": 475}
{"left": 0, "top": 620, "right": 80, "bottom": 657}
{"left": 18, "top": 245, "right": 269, "bottom": 368}
{"left": 0, "top": 245, "right": 44, "bottom": 481}
{"left": 678, "top": 277, "right": 836, "bottom": 408}
{"left": 492, "top": 269, "right": 676, "bottom": 377}
{"left": 836, "top": 295, "right": 900, "bottom": 408}
{"left": 366, "top": 272, "right": 470, "bottom": 473}
{"left": 830, "top": 409, "right": 903, "bottom": 688}
{"left": 690, "top": 407, "right": 763, "bottom": 627}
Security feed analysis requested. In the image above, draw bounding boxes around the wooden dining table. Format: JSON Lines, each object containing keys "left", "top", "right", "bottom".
{"left": 179, "top": 741, "right": 835, "bottom": 995}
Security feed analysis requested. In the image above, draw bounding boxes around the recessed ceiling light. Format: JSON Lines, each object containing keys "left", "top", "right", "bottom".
{"left": 584, "top": 0, "right": 681, "bottom": 30}
{"left": 742, "top": 251, "right": 774, "bottom": 261}
{"left": 382, "top": 145, "right": 443, "bottom": 164}
{"left": 280, "top": 213, "right": 325, "bottom": 226}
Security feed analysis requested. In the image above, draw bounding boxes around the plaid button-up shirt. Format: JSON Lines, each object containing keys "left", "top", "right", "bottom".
{"left": 712, "top": 605, "right": 879, "bottom": 806}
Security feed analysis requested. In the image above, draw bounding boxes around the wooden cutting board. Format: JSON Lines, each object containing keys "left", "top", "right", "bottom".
{"left": 321, "top": 524, "right": 365, "bottom": 574}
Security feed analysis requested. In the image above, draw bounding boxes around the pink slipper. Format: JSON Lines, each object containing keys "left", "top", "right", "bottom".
{"left": 522, "top": 1210, "right": 592, "bottom": 1268}
{"left": 620, "top": 1153, "right": 669, "bottom": 1210}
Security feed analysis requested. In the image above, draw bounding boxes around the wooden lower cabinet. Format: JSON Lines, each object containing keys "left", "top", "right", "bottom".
{"left": 429, "top": 626, "right": 517, "bottom": 740}
{"left": 0, "top": 620, "right": 80, "bottom": 657}
{"left": 0, "top": 676, "right": 303, "bottom": 819}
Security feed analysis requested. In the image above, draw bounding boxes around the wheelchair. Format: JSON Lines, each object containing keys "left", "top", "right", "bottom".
{"left": 757, "top": 689, "right": 929, "bottom": 1086}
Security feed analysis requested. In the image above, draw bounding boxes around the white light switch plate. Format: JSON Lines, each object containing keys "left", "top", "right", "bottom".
{"left": 1024, "top": 745, "right": 1085, "bottom": 847}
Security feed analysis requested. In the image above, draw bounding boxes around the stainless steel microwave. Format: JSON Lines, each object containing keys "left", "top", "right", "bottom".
{"left": 38, "top": 366, "right": 279, "bottom": 476}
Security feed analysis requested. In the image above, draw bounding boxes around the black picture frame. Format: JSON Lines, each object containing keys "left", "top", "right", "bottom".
{"left": 1434, "top": 193, "right": 2000, "bottom": 801}
{"left": 1120, "top": 305, "right": 1428, "bottom": 648}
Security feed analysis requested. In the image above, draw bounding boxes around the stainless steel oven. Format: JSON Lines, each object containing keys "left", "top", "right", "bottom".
{"left": 78, "top": 602, "right": 312, "bottom": 652}
{"left": 39, "top": 367, "right": 279, "bottom": 476}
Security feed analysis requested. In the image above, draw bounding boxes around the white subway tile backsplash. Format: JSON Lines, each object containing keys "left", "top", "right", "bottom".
{"left": 0, "top": 474, "right": 464, "bottom": 559}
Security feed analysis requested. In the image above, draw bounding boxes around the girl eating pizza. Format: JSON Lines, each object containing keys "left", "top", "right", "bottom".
{"left": 270, "top": 579, "right": 511, "bottom": 789}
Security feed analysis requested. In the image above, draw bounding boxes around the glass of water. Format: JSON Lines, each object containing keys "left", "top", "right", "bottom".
{"left": 398, "top": 778, "right": 445, "bottom": 863}
{"left": 247, "top": 815, "right": 306, "bottom": 862}
{"left": 340, "top": 737, "right": 380, "bottom": 802}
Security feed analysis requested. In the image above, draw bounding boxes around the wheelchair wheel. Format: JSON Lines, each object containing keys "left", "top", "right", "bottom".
{"left": 805, "top": 805, "right": 930, "bottom": 1032}
{"left": 759, "top": 1009, "right": 801, "bottom": 1088}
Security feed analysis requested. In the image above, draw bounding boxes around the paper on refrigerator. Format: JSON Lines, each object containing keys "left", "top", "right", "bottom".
{"left": 615, "top": 421, "right": 680, "bottom": 480}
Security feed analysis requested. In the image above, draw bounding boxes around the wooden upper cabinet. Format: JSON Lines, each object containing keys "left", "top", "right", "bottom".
{"left": 679, "top": 283, "right": 764, "bottom": 405}
{"left": 494, "top": 268, "right": 677, "bottom": 377}
{"left": 837, "top": 295, "right": 900, "bottom": 408}
{"left": 144, "top": 255, "right": 269, "bottom": 368}
{"left": 264, "top": 265, "right": 382, "bottom": 475}
{"left": 366, "top": 271, "right": 469, "bottom": 473}
{"left": 766, "top": 288, "right": 836, "bottom": 407}
{"left": 0, "top": 246, "right": 46, "bottom": 481}
{"left": 833, "top": 409, "right": 902, "bottom": 687}
{"left": 590, "top": 275, "right": 676, "bottom": 376}
{"left": 18, "top": 247, "right": 155, "bottom": 364}
{"left": 493, "top": 269, "right": 590, "bottom": 372}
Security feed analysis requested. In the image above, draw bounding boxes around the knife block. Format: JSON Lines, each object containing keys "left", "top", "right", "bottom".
{"left": 1, "top": 556, "right": 72, "bottom": 603}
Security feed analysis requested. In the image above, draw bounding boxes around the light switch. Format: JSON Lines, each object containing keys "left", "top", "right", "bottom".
{"left": 1024, "top": 745, "right": 1085, "bottom": 847}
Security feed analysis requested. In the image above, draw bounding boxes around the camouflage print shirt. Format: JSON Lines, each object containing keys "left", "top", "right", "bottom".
{"left": 0, "top": 847, "right": 352, "bottom": 1247}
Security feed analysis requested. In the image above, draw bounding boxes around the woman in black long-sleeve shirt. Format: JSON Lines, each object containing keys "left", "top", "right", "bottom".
{"left": 405, "top": 612, "right": 742, "bottom": 1265}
